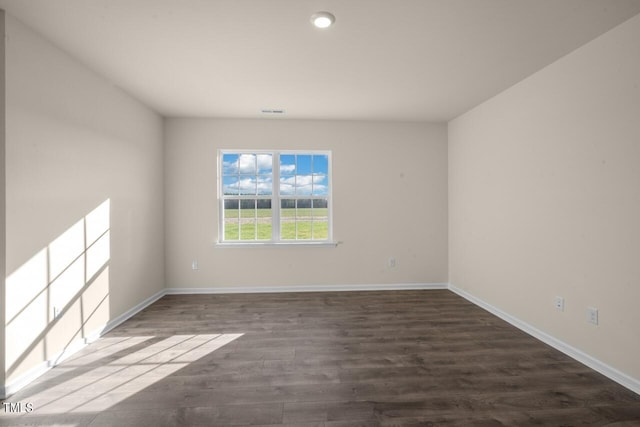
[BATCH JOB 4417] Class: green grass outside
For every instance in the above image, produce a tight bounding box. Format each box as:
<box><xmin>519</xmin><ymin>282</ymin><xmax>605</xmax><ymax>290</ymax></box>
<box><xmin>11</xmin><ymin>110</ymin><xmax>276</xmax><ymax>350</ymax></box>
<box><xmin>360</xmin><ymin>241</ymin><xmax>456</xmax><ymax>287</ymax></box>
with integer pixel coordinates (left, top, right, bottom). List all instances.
<box><xmin>224</xmin><ymin>219</ymin><xmax>328</xmax><ymax>240</ymax></box>
<box><xmin>224</xmin><ymin>208</ymin><xmax>273</xmax><ymax>219</ymax></box>
<box><xmin>224</xmin><ymin>222</ymin><xmax>272</xmax><ymax>240</ymax></box>
<box><xmin>280</xmin><ymin>208</ymin><xmax>328</xmax><ymax>218</ymax></box>
<box><xmin>224</xmin><ymin>207</ymin><xmax>329</xmax><ymax>241</ymax></box>
<box><xmin>281</xmin><ymin>221</ymin><xmax>328</xmax><ymax>240</ymax></box>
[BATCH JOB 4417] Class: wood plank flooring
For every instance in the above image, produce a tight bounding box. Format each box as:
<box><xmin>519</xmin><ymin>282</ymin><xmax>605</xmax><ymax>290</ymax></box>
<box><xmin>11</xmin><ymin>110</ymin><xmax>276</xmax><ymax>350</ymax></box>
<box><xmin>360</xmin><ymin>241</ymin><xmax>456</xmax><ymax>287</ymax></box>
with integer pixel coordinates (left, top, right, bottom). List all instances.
<box><xmin>1</xmin><ymin>290</ymin><xmax>639</xmax><ymax>426</ymax></box>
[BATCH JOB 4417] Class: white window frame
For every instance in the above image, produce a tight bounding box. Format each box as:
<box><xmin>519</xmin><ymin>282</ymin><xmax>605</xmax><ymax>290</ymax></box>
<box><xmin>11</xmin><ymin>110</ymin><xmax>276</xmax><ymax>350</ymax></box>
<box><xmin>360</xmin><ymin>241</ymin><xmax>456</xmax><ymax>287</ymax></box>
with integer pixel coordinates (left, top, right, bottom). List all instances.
<box><xmin>217</xmin><ymin>149</ymin><xmax>335</xmax><ymax>246</ymax></box>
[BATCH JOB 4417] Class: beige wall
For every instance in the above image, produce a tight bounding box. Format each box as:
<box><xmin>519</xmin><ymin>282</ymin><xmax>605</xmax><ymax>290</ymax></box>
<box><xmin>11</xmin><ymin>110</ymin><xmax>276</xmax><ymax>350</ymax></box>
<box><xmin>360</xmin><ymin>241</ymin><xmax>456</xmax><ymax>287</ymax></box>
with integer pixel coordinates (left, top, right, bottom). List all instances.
<box><xmin>4</xmin><ymin>15</ymin><xmax>165</xmax><ymax>384</ymax></box>
<box><xmin>449</xmin><ymin>13</ymin><xmax>640</xmax><ymax>380</ymax></box>
<box><xmin>165</xmin><ymin>118</ymin><xmax>447</xmax><ymax>288</ymax></box>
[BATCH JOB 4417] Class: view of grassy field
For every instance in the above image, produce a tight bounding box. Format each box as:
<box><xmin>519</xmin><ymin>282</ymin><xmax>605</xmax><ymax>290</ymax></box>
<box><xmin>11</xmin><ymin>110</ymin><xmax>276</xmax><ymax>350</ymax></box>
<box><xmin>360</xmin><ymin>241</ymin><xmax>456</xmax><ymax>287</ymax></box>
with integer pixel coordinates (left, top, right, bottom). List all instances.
<box><xmin>224</xmin><ymin>222</ymin><xmax>273</xmax><ymax>240</ymax></box>
<box><xmin>224</xmin><ymin>208</ymin><xmax>328</xmax><ymax>240</ymax></box>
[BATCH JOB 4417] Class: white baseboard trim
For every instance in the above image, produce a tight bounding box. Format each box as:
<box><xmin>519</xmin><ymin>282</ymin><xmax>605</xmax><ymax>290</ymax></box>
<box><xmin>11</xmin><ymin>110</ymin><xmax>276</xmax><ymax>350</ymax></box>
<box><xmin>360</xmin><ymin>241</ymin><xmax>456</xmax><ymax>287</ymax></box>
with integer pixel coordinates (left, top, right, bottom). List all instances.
<box><xmin>448</xmin><ymin>284</ymin><xmax>640</xmax><ymax>396</ymax></box>
<box><xmin>101</xmin><ymin>289</ymin><xmax>166</xmax><ymax>335</ymax></box>
<box><xmin>1</xmin><ymin>289</ymin><xmax>166</xmax><ymax>399</ymax></box>
<box><xmin>3</xmin><ymin>336</ymin><xmax>102</xmax><ymax>399</ymax></box>
<box><xmin>165</xmin><ymin>282</ymin><xmax>448</xmax><ymax>295</ymax></box>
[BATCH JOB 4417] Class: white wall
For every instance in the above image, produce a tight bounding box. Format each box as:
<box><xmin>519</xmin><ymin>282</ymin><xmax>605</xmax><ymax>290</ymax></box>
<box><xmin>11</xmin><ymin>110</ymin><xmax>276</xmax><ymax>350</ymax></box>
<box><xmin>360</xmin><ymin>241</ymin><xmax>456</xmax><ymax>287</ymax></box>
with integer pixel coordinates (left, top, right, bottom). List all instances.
<box><xmin>449</xmin><ymin>13</ymin><xmax>640</xmax><ymax>382</ymax></box>
<box><xmin>165</xmin><ymin>118</ymin><xmax>448</xmax><ymax>289</ymax></box>
<box><xmin>4</xmin><ymin>14</ymin><xmax>165</xmax><ymax>385</ymax></box>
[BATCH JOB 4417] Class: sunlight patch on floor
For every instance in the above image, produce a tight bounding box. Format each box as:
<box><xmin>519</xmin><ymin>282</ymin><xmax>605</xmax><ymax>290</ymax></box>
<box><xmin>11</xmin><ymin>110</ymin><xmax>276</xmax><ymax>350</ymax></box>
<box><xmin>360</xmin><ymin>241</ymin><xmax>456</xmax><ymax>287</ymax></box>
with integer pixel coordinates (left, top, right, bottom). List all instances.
<box><xmin>7</xmin><ymin>333</ymin><xmax>243</xmax><ymax>415</ymax></box>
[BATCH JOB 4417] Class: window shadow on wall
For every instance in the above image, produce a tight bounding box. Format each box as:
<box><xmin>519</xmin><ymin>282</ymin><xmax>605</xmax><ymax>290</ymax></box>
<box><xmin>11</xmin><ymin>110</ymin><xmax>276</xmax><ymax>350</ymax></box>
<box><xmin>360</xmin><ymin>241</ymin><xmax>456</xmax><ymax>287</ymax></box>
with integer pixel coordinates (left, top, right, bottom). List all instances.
<box><xmin>5</xmin><ymin>199</ymin><xmax>112</xmax><ymax>382</ymax></box>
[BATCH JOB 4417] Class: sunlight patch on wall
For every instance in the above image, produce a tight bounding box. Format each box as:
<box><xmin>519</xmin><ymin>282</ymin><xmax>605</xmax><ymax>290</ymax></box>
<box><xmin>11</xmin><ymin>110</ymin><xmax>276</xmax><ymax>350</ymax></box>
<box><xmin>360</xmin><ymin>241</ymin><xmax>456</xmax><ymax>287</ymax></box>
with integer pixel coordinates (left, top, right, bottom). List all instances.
<box><xmin>5</xmin><ymin>200</ymin><xmax>112</xmax><ymax>381</ymax></box>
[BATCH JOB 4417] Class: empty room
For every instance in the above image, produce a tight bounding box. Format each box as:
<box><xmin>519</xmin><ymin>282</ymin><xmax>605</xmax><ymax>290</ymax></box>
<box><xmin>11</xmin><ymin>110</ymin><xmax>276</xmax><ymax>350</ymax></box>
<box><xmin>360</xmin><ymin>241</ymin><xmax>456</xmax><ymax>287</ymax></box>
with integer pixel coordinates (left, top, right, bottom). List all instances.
<box><xmin>0</xmin><ymin>0</ymin><xmax>639</xmax><ymax>425</ymax></box>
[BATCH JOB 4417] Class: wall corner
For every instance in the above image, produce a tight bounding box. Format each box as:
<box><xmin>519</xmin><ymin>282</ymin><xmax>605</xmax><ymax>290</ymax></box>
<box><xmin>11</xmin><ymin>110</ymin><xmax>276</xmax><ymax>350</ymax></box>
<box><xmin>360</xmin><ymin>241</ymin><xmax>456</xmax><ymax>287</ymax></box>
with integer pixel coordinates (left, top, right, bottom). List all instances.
<box><xmin>0</xmin><ymin>8</ymin><xmax>8</xmax><ymax>398</ymax></box>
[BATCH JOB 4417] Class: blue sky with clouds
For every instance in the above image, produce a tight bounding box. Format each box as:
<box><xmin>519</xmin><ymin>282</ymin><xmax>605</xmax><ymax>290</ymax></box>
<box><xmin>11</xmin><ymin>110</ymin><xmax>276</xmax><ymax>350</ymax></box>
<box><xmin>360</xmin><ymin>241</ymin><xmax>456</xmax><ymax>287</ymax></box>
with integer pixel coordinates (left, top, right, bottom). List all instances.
<box><xmin>222</xmin><ymin>153</ymin><xmax>329</xmax><ymax>196</ymax></box>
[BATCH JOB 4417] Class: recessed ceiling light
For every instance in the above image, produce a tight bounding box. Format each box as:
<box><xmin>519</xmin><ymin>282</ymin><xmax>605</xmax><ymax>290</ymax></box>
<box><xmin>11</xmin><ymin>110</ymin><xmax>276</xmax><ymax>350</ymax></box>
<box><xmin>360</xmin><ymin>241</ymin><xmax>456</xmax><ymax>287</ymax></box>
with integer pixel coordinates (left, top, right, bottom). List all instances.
<box><xmin>311</xmin><ymin>11</ymin><xmax>335</xmax><ymax>29</ymax></box>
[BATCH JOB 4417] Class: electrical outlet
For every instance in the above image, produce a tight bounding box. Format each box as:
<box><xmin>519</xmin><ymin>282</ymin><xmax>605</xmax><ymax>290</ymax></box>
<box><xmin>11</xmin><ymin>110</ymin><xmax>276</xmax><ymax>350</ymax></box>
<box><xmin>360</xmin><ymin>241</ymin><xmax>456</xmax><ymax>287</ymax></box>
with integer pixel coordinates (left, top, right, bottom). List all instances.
<box><xmin>388</xmin><ymin>258</ymin><xmax>397</xmax><ymax>268</ymax></box>
<box><xmin>587</xmin><ymin>307</ymin><xmax>598</xmax><ymax>325</ymax></box>
<box><xmin>192</xmin><ymin>260</ymin><xmax>199</xmax><ymax>270</ymax></box>
<box><xmin>553</xmin><ymin>296</ymin><xmax>564</xmax><ymax>312</ymax></box>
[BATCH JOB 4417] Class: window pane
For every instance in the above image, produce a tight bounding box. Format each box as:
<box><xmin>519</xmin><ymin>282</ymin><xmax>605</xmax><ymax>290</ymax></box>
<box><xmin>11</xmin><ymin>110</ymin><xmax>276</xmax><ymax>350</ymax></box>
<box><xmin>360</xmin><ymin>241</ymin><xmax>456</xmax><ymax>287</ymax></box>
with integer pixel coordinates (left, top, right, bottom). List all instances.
<box><xmin>295</xmin><ymin>175</ymin><xmax>313</xmax><ymax>195</ymax></box>
<box><xmin>224</xmin><ymin>199</ymin><xmax>239</xmax><ymax>240</ymax></box>
<box><xmin>238</xmin><ymin>154</ymin><xmax>256</xmax><ymax>174</ymax></box>
<box><xmin>296</xmin><ymin>221</ymin><xmax>312</xmax><ymax>240</ymax></box>
<box><xmin>297</xmin><ymin>155</ymin><xmax>312</xmax><ymax>174</ymax></box>
<box><xmin>281</xmin><ymin>222</ymin><xmax>295</xmax><ymax>239</ymax></box>
<box><xmin>280</xmin><ymin>199</ymin><xmax>295</xmax><ymax>239</ymax></box>
<box><xmin>297</xmin><ymin>198</ymin><xmax>312</xmax><ymax>210</ymax></box>
<box><xmin>296</xmin><ymin>199</ymin><xmax>312</xmax><ymax>240</ymax></box>
<box><xmin>313</xmin><ymin>155</ymin><xmax>328</xmax><ymax>174</ymax></box>
<box><xmin>280</xmin><ymin>176</ymin><xmax>295</xmax><ymax>195</ymax></box>
<box><xmin>222</xmin><ymin>176</ymin><xmax>239</xmax><ymax>195</ymax></box>
<box><xmin>257</xmin><ymin>199</ymin><xmax>271</xmax><ymax>210</ymax></box>
<box><xmin>240</xmin><ymin>220</ymin><xmax>256</xmax><ymax>240</ymax></box>
<box><xmin>240</xmin><ymin>199</ymin><xmax>256</xmax><ymax>212</ymax></box>
<box><xmin>256</xmin><ymin>199</ymin><xmax>272</xmax><ymax>240</ymax></box>
<box><xmin>312</xmin><ymin>221</ymin><xmax>328</xmax><ymax>240</ymax></box>
<box><xmin>312</xmin><ymin>199</ymin><xmax>329</xmax><ymax>240</ymax></box>
<box><xmin>257</xmin><ymin>222</ymin><xmax>272</xmax><ymax>240</ymax></box>
<box><xmin>238</xmin><ymin>176</ymin><xmax>257</xmax><ymax>195</ymax></box>
<box><xmin>222</xmin><ymin>154</ymin><xmax>239</xmax><ymax>175</ymax></box>
<box><xmin>257</xmin><ymin>154</ymin><xmax>272</xmax><ymax>174</ymax></box>
<box><xmin>225</xmin><ymin>223</ymin><xmax>239</xmax><ymax>240</ymax></box>
<box><xmin>312</xmin><ymin>175</ymin><xmax>328</xmax><ymax>196</ymax></box>
<box><xmin>312</xmin><ymin>198</ymin><xmax>328</xmax><ymax>211</ymax></box>
<box><xmin>225</xmin><ymin>199</ymin><xmax>239</xmax><ymax>210</ymax></box>
<box><xmin>239</xmin><ymin>199</ymin><xmax>256</xmax><ymax>240</ymax></box>
<box><xmin>281</xmin><ymin>199</ymin><xmax>295</xmax><ymax>210</ymax></box>
<box><xmin>257</xmin><ymin>175</ymin><xmax>273</xmax><ymax>195</ymax></box>
<box><xmin>280</xmin><ymin>155</ymin><xmax>295</xmax><ymax>175</ymax></box>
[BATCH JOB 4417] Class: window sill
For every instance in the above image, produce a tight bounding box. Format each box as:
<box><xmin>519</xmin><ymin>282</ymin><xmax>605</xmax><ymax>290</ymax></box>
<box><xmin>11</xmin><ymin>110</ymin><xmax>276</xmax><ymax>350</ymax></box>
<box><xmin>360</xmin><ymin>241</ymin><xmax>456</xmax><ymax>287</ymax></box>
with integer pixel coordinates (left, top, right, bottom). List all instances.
<box><xmin>215</xmin><ymin>241</ymin><xmax>341</xmax><ymax>248</ymax></box>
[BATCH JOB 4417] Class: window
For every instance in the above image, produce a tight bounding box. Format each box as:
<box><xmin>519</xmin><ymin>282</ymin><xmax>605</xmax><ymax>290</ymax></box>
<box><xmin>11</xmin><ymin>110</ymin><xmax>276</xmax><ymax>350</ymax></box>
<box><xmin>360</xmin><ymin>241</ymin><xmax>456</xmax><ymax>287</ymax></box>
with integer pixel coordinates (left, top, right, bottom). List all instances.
<box><xmin>219</xmin><ymin>150</ymin><xmax>332</xmax><ymax>244</ymax></box>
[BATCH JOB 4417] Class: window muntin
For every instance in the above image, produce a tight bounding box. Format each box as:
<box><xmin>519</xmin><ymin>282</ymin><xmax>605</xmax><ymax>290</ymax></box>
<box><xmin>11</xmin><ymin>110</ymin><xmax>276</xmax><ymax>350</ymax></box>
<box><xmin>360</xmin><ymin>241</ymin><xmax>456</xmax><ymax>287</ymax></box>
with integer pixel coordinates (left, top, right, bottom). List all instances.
<box><xmin>220</xmin><ymin>151</ymin><xmax>331</xmax><ymax>243</ymax></box>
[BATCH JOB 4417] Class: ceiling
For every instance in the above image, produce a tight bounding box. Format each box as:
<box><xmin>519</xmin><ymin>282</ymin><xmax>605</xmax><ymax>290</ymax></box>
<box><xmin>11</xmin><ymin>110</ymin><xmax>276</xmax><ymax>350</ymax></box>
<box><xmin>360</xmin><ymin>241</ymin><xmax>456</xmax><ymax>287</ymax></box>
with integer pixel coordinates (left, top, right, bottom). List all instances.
<box><xmin>1</xmin><ymin>0</ymin><xmax>640</xmax><ymax>122</ymax></box>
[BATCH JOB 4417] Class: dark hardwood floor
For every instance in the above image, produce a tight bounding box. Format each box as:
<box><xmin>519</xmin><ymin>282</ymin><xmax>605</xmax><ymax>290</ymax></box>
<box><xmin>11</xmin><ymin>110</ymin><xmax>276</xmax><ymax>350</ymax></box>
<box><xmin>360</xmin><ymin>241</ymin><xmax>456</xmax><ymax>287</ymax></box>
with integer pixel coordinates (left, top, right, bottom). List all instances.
<box><xmin>1</xmin><ymin>290</ymin><xmax>639</xmax><ymax>426</ymax></box>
